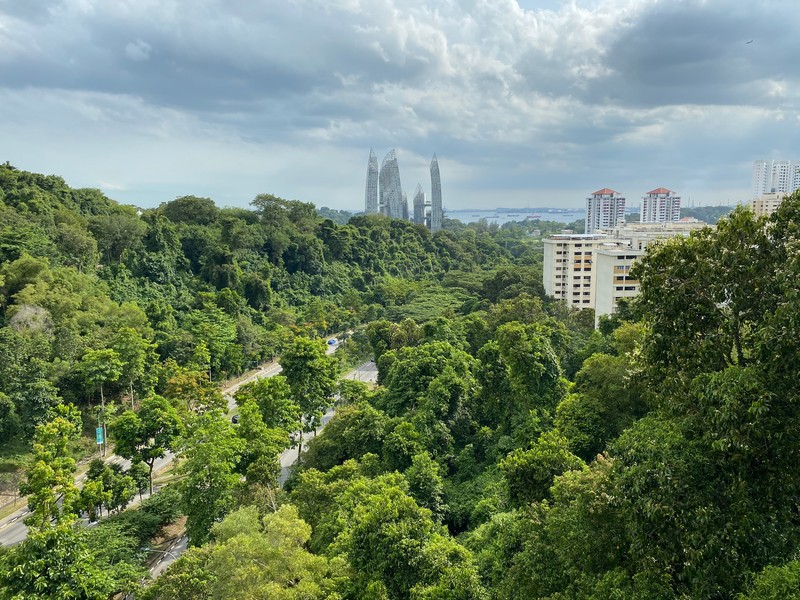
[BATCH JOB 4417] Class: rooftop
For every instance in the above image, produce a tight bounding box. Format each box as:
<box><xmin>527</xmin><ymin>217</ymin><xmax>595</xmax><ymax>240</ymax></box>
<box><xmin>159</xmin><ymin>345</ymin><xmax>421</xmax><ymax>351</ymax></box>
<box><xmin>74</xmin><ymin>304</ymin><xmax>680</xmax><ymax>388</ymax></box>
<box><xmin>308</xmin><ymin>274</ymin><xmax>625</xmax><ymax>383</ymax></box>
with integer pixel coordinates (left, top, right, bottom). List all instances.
<box><xmin>591</xmin><ymin>188</ymin><xmax>619</xmax><ymax>196</ymax></box>
<box><xmin>647</xmin><ymin>187</ymin><xmax>674</xmax><ymax>195</ymax></box>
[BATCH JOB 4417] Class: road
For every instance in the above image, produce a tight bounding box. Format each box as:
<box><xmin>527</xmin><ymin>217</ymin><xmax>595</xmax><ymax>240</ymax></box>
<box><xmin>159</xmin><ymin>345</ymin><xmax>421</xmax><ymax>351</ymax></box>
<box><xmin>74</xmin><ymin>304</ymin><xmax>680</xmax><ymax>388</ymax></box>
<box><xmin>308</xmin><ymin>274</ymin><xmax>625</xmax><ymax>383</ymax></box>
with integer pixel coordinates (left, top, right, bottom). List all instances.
<box><xmin>0</xmin><ymin>344</ymin><xmax>341</xmax><ymax>547</ymax></box>
<box><xmin>147</xmin><ymin>357</ymin><xmax>378</xmax><ymax>575</ymax></box>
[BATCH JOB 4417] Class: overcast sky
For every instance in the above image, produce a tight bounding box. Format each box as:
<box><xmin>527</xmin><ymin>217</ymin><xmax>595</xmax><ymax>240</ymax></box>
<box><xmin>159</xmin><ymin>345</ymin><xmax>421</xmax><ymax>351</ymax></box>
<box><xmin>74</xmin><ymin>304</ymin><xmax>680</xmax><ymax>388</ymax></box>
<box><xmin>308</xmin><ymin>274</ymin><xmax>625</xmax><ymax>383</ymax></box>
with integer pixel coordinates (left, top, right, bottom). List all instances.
<box><xmin>1</xmin><ymin>0</ymin><xmax>798</xmax><ymax>211</ymax></box>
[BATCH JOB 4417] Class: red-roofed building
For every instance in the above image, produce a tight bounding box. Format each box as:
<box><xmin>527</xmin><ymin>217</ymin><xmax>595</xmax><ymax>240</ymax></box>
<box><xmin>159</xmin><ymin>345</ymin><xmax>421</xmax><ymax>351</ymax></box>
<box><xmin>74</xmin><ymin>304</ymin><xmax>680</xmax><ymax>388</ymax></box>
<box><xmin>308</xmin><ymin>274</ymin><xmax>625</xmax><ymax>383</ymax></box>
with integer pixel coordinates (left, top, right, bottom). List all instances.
<box><xmin>641</xmin><ymin>187</ymin><xmax>681</xmax><ymax>223</ymax></box>
<box><xmin>586</xmin><ymin>188</ymin><xmax>625</xmax><ymax>233</ymax></box>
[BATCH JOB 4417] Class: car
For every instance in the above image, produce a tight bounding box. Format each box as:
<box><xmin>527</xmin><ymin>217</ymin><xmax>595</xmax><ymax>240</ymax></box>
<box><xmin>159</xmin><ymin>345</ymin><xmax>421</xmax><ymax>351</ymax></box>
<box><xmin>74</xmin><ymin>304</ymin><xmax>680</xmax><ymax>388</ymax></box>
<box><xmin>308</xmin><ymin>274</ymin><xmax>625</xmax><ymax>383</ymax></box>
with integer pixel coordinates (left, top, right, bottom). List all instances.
<box><xmin>231</xmin><ymin>414</ymin><xmax>239</xmax><ymax>424</ymax></box>
<box><xmin>327</xmin><ymin>338</ymin><xmax>338</xmax><ymax>345</ymax></box>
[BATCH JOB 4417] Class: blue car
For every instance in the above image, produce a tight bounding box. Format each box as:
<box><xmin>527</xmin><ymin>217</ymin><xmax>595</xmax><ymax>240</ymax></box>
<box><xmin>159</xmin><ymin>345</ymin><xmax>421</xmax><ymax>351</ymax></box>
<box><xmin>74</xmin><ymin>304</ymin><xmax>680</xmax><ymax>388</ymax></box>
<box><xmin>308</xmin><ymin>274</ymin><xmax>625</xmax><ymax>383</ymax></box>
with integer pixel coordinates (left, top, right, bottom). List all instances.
<box><xmin>327</xmin><ymin>338</ymin><xmax>338</xmax><ymax>345</ymax></box>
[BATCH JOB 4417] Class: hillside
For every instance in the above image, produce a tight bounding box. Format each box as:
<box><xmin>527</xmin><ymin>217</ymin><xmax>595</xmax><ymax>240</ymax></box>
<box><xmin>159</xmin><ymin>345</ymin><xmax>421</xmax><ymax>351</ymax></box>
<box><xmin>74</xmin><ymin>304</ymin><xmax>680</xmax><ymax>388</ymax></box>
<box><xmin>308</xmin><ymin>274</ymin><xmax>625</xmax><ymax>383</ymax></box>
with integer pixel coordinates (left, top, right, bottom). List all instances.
<box><xmin>3</xmin><ymin>165</ymin><xmax>800</xmax><ymax>600</ymax></box>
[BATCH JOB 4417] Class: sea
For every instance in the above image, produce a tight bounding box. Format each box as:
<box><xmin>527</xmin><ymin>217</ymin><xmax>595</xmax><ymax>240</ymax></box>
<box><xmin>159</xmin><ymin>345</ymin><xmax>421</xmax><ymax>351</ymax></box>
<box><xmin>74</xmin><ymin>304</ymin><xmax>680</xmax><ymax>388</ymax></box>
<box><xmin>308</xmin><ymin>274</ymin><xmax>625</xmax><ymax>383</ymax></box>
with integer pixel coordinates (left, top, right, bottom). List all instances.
<box><xmin>446</xmin><ymin>209</ymin><xmax>585</xmax><ymax>226</ymax></box>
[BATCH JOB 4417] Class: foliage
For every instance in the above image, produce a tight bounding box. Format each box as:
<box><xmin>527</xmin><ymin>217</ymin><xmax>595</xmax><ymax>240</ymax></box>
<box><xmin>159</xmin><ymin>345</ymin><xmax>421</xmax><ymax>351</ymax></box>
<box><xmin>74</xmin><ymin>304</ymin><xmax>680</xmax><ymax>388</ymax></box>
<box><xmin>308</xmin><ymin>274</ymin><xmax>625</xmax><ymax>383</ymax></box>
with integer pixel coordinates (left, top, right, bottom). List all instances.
<box><xmin>179</xmin><ymin>411</ymin><xmax>245</xmax><ymax>546</ymax></box>
<box><xmin>109</xmin><ymin>394</ymin><xmax>183</xmax><ymax>494</ymax></box>
<box><xmin>144</xmin><ymin>504</ymin><xmax>346</xmax><ymax>600</ymax></box>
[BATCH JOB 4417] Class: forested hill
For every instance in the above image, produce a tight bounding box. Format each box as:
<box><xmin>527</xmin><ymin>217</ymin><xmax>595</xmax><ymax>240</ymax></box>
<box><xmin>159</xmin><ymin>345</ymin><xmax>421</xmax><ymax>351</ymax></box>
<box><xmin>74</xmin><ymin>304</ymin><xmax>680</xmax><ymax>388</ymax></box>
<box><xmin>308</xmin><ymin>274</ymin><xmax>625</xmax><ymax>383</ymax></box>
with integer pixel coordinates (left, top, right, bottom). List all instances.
<box><xmin>0</xmin><ymin>162</ymin><xmax>543</xmax><ymax>443</ymax></box>
<box><xmin>4</xmin><ymin>162</ymin><xmax>800</xmax><ymax>600</ymax></box>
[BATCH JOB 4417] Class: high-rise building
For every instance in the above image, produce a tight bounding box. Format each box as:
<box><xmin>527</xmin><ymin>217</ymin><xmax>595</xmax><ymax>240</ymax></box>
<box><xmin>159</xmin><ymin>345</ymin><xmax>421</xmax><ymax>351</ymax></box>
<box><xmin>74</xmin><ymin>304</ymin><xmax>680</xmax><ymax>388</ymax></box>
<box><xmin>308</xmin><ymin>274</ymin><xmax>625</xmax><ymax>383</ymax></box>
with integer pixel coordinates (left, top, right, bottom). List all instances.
<box><xmin>585</xmin><ymin>188</ymin><xmax>625</xmax><ymax>234</ymax></box>
<box><xmin>543</xmin><ymin>221</ymin><xmax>708</xmax><ymax>326</ymax></box>
<box><xmin>379</xmin><ymin>149</ymin><xmax>404</xmax><ymax>219</ymax></box>
<box><xmin>430</xmin><ymin>154</ymin><xmax>442</xmax><ymax>233</ymax></box>
<box><xmin>751</xmin><ymin>192</ymin><xmax>787</xmax><ymax>218</ymax></box>
<box><xmin>401</xmin><ymin>191</ymin><xmax>409</xmax><ymax>221</ymax></box>
<box><xmin>543</xmin><ymin>234</ymin><xmax>615</xmax><ymax>309</ymax></box>
<box><xmin>752</xmin><ymin>160</ymin><xmax>800</xmax><ymax>197</ymax></box>
<box><xmin>594</xmin><ymin>247</ymin><xmax>643</xmax><ymax>326</ymax></box>
<box><xmin>413</xmin><ymin>184</ymin><xmax>427</xmax><ymax>225</ymax></box>
<box><xmin>753</xmin><ymin>160</ymin><xmax>771</xmax><ymax>197</ymax></box>
<box><xmin>640</xmin><ymin>187</ymin><xmax>680</xmax><ymax>223</ymax></box>
<box><xmin>364</xmin><ymin>149</ymin><xmax>379</xmax><ymax>214</ymax></box>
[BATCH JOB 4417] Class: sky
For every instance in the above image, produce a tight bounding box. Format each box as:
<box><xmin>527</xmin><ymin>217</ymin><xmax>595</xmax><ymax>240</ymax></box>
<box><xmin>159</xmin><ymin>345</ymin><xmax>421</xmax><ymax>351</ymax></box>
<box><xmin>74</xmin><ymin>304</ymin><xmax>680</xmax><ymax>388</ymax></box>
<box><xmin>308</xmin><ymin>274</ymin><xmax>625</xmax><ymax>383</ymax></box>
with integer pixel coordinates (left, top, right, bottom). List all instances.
<box><xmin>1</xmin><ymin>0</ymin><xmax>798</xmax><ymax>211</ymax></box>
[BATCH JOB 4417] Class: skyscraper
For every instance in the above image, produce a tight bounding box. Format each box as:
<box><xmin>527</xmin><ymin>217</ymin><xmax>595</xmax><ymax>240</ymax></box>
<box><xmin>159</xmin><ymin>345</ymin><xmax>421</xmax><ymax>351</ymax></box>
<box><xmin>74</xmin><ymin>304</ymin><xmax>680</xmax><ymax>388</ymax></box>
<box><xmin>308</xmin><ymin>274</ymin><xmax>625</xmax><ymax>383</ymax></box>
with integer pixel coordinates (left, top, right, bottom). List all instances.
<box><xmin>585</xmin><ymin>188</ymin><xmax>625</xmax><ymax>234</ymax></box>
<box><xmin>379</xmin><ymin>149</ymin><xmax>404</xmax><ymax>219</ymax></box>
<box><xmin>640</xmin><ymin>187</ymin><xmax>680</xmax><ymax>223</ymax></box>
<box><xmin>430</xmin><ymin>154</ymin><xmax>442</xmax><ymax>232</ymax></box>
<box><xmin>401</xmin><ymin>191</ymin><xmax>409</xmax><ymax>221</ymax></box>
<box><xmin>752</xmin><ymin>160</ymin><xmax>800</xmax><ymax>197</ymax></box>
<box><xmin>413</xmin><ymin>184</ymin><xmax>427</xmax><ymax>225</ymax></box>
<box><xmin>365</xmin><ymin>149</ymin><xmax>379</xmax><ymax>214</ymax></box>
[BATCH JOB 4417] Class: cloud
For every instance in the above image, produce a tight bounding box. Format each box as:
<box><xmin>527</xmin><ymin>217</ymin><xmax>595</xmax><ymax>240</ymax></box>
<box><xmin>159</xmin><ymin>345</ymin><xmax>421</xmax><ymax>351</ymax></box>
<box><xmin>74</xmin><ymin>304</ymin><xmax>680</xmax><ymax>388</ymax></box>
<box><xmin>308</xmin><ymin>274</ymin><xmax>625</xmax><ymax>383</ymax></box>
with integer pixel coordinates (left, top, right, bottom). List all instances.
<box><xmin>0</xmin><ymin>0</ymin><xmax>797</xmax><ymax>210</ymax></box>
<box><xmin>124</xmin><ymin>39</ymin><xmax>151</xmax><ymax>62</ymax></box>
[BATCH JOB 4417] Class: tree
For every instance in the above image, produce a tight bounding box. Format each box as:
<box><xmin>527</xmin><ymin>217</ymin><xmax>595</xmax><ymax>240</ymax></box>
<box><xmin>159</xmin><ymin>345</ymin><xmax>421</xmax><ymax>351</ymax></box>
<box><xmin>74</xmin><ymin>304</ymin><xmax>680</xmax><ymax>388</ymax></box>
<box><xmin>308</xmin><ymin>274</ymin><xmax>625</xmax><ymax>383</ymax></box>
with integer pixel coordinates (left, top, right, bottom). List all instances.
<box><xmin>280</xmin><ymin>337</ymin><xmax>337</xmax><ymax>456</ymax></box>
<box><xmin>109</xmin><ymin>395</ymin><xmax>183</xmax><ymax>494</ymax></box>
<box><xmin>111</xmin><ymin>327</ymin><xmax>157</xmax><ymax>409</ymax></box>
<box><xmin>164</xmin><ymin>365</ymin><xmax>226</xmax><ymax>414</ymax></box>
<box><xmin>0</xmin><ymin>392</ymin><xmax>19</xmax><ymax>440</ymax></box>
<box><xmin>0</xmin><ymin>523</ymin><xmax>119</xmax><ymax>600</ymax></box>
<box><xmin>234</xmin><ymin>400</ymin><xmax>285</xmax><ymax>487</ymax></box>
<box><xmin>180</xmin><ymin>411</ymin><xmax>244</xmax><ymax>546</ymax></box>
<box><xmin>19</xmin><ymin>405</ymin><xmax>82</xmax><ymax>529</ymax></box>
<box><xmin>500</xmin><ymin>430</ymin><xmax>584</xmax><ymax>507</ymax></box>
<box><xmin>143</xmin><ymin>504</ymin><xmax>345</xmax><ymax>600</ymax></box>
<box><xmin>77</xmin><ymin>348</ymin><xmax>123</xmax><ymax>454</ymax></box>
<box><xmin>159</xmin><ymin>195</ymin><xmax>219</xmax><ymax>226</ymax></box>
<box><xmin>338</xmin><ymin>486</ymin><xmax>486</xmax><ymax>599</ymax></box>
<box><xmin>234</xmin><ymin>375</ymin><xmax>299</xmax><ymax>433</ymax></box>
<box><xmin>405</xmin><ymin>452</ymin><xmax>446</xmax><ymax>521</ymax></box>
<box><xmin>741</xmin><ymin>561</ymin><xmax>800</xmax><ymax>600</ymax></box>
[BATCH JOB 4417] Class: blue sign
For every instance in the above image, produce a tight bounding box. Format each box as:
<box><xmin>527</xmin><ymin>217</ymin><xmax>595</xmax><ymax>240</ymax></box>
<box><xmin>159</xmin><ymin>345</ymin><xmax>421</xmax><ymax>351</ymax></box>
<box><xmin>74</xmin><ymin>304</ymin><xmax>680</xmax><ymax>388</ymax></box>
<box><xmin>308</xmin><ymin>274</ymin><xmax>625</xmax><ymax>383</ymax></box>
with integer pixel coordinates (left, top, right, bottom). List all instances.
<box><xmin>96</xmin><ymin>427</ymin><xmax>104</xmax><ymax>445</ymax></box>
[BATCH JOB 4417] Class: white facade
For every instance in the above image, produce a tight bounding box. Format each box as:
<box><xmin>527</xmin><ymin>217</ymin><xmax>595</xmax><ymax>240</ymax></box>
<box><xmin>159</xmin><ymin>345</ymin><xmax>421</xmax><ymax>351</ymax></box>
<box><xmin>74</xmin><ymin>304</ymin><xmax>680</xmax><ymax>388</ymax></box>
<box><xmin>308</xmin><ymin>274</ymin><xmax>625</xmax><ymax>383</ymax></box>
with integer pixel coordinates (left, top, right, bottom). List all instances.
<box><xmin>752</xmin><ymin>160</ymin><xmax>800</xmax><ymax>197</ymax></box>
<box><xmin>585</xmin><ymin>188</ymin><xmax>626</xmax><ymax>234</ymax></box>
<box><xmin>600</xmin><ymin>221</ymin><xmax>707</xmax><ymax>251</ymax></box>
<box><xmin>430</xmin><ymin>154</ymin><xmax>443</xmax><ymax>233</ymax></box>
<box><xmin>640</xmin><ymin>187</ymin><xmax>680</xmax><ymax>223</ymax></box>
<box><xmin>750</xmin><ymin>192</ymin><xmax>787</xmax><ymax>218</ymax></box>
<box><xmin>544</xmin><ymin>220</ymin><xmax>710</xmax><ymax>326</ymax></box>
<box><xmin>543</xmin><ymin>234</ymin><xmax>619</xmax><ymax>309</ymax></box>
<box><xmin>594</xmin><ymin>248</ymin><xmax>643</xmax><ymax>327</ymax></box>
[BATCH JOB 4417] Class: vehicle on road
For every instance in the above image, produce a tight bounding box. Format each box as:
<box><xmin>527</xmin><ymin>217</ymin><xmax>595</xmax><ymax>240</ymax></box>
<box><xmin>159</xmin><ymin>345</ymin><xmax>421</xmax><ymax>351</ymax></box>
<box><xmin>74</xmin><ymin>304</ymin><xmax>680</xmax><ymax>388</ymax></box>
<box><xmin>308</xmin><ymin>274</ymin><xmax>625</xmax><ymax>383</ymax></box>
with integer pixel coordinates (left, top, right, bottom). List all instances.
<box><xmin>327</xmin><ymin>338</ymin><xmax>337</xmax><ymax>345</ymax></box>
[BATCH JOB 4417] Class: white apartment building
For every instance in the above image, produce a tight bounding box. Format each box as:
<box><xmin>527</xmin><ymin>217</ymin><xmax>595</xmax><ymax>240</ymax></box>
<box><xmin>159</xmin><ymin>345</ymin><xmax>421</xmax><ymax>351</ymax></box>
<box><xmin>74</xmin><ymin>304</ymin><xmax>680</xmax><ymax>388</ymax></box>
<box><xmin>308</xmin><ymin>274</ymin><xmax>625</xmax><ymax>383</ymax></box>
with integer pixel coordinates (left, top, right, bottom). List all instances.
<box><xmin>752</xmin><ymin>160</ymin><xmax>800</xmax><ymax>197</ymax></box>
<box><xmin>585</xmin><ymin>188</ymin><xmax>626</xmax><ymax>234</ymax></box>
<box><xmin>640</xmin><ymin>187</ymin><xmax>681</xmax><ymax>223</ymax></box>
<box><xmin>594</xmin><ymin>248</ymin><xmax>643</xmax><ymax>327</ymax></box>
<box><xmin>600</xmin><ymin>220</ymin><xmax>707</xmax><ymax>251</ymax></box>
<box><xmin>750</xmin><ymin>192</ymin><xmax>787</xmax><ymax>218</ymax></box>
<box><xmin>544</xmin><ymin>220</ymin><xmax>710</xmax><ymax>326</ymax></box>
<box><xmin>543</xmin><ymin>234</ymin><xmax>617</xmax><ymax>309</ymax></box>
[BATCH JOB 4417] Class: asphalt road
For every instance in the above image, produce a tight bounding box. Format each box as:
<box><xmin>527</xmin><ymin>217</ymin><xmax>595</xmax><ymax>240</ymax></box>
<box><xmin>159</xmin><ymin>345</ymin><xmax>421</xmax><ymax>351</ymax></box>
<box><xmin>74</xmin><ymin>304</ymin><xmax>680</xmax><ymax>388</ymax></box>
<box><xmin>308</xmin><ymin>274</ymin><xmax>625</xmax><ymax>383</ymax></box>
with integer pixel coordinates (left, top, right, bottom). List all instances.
<box><xmin>140</xmin><ymin>356</ymin><xmax>377</xmax><ymax>582</ymax></box>
<box><xmin>0</xmin><ymin>354</ymin><xmax>291</xmax><ymax>547</ymax></box>
<box><xmin>0</xmin><ymin>343</ymin><xmax>368</xmax><ymax>548</ymax></box>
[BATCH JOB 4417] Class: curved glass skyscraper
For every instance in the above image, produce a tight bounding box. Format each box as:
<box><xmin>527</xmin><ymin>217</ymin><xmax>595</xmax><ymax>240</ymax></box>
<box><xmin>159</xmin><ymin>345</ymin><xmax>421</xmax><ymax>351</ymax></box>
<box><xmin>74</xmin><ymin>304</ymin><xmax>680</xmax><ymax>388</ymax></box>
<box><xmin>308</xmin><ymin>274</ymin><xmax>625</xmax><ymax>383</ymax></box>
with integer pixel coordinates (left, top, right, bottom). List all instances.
<box><xmin>379</xmin><ymin>149</ymin><xmax>404</xmax><ymax>219</ymax></box>
<box><xmin>430</xmin><ymin>154</ymin><xmax>442</xmax><ymax>232</ymax></box>
<box><xmin>365</xmin><ymin>148</ymin><xmax>379</xmax><ymax>214</ymax></box>
<box><xmin>413</xmin><ymin>184</ymin><xmax>426</xmax><ymax>225</ymax></box>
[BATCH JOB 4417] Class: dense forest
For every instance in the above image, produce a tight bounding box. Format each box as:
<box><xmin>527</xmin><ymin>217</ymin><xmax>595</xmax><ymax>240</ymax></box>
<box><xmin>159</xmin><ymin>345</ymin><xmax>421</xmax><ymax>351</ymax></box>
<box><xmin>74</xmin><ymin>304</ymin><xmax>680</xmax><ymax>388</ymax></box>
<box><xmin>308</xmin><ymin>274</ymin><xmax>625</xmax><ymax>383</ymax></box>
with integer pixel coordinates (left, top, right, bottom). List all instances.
<box><xmin>1</xmin><ymin>163</ymin><xmax>799</xmax><ymax>599</ymax></box>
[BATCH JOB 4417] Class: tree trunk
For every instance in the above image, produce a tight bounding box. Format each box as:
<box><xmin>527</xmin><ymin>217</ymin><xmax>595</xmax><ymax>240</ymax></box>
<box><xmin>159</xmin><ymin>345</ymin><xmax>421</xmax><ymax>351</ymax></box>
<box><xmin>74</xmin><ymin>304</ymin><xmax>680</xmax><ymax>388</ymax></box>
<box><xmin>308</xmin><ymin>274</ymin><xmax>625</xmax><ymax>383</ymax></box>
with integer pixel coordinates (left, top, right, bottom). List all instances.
<box><xmin>148</xmin><ymin>460</ymin><xmax>155</xmax><ymax>496</ymax></box>
<box><xmin>100</xmin><ymin>383</ymin><xmax>106</xmax><ymax>456</ymax></box>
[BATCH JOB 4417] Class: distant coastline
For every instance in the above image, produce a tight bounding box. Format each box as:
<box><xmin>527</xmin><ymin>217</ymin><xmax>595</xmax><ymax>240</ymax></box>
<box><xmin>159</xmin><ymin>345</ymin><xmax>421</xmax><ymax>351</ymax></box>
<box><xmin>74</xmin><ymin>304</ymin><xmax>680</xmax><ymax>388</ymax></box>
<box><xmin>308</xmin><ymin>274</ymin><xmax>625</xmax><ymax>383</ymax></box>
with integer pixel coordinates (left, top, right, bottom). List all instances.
<box><xmin>446</xmin><ymin>208</ymin><xmax>585</xmax><ymax>225</ymax></box>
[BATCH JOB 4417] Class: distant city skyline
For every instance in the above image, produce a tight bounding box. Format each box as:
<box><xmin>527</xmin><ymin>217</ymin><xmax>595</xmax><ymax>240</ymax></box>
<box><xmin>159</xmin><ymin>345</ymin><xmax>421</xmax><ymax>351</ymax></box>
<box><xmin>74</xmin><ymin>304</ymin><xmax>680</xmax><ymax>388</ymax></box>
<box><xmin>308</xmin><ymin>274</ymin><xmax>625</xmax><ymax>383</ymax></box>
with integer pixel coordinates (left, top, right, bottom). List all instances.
<box><xmin>0</xmin><ymin>1</ymin><xmax>792</xmax><ymax>211</ymax></box>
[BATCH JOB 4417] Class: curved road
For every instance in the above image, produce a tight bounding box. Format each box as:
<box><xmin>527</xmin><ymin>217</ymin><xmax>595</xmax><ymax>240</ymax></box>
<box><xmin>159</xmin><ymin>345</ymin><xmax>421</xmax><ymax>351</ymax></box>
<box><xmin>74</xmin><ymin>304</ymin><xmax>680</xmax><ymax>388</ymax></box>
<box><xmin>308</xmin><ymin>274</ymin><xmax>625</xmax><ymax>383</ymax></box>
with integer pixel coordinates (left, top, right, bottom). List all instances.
<box><xmin>0</xmin><ymin>343</ymin><xmax>351</xmax><ymax>547</ymax></box>
<box><xmin>0</xmin><ymin>351</ymin><xmax>376</xmax><ymax>553</ymax></box>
